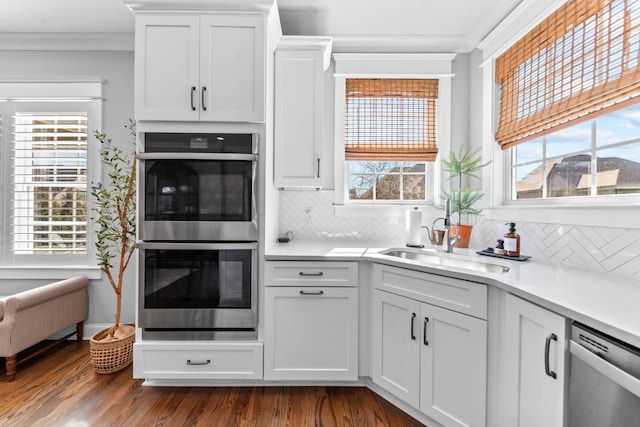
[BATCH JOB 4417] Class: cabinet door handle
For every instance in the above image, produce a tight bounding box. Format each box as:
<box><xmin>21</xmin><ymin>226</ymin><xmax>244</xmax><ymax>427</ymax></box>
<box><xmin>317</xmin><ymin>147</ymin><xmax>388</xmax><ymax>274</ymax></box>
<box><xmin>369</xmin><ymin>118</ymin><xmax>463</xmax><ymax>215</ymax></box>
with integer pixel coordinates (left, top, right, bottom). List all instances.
<box><xmin>299</xmin><ymin>290</ymin><xmax>324</xmax><ymax>296</ymax></box>
<box><xmin>544</xmin><ymin>333</ymin><xmax>558</xmax><ymax>379</ymax></box>
<box><xmin>186</xmin><ymin>359</ymin><xmax>210</xmax><ymax>366</ymax></box>
<box><xmin>202</xmin><ymin>86</ymin><xmax>207</xmax><ymax>111</ymax></box>
<box><xmin>317</xmin><ymin>158</ymin><xmax>321</xmax><ymax>178</ymax></box>
<box><xmin>423</xmin><ymin>317</ymin><xmax>429</xmax><ymax>346</ymax></box>
<box><xmin>299</xmin><ymin>272</ymin><xmax>323</xmax><ymax>277</ymax></box>
<box><xmin>190</xmin><ymin>86</ymin><xmax>196</xmax><ymax>111</ymax></box>
<box><xmin>411</xmin><ymin>313</ymin><xmax>416</xmax><ymax>340</ymax></box>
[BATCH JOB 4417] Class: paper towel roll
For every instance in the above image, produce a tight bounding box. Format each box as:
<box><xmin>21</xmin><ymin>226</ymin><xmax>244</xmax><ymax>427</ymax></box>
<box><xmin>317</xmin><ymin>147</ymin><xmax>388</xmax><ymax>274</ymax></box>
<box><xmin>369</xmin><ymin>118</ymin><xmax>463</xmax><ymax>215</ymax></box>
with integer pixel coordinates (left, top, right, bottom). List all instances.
<box><xmin>405</xmin><ymin>208</ymin><xmax>423</xmax><ymax>247</ymax></box>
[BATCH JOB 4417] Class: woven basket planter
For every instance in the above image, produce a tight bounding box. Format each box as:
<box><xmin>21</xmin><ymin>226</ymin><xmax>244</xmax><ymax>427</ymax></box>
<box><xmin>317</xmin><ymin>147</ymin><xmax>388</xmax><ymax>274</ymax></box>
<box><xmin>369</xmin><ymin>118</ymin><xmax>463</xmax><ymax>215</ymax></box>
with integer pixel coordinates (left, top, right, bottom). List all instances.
<box><xmin>90</xmin><ymin>325</ymin><xmax>135</xmax><ymax>374</ymax></box>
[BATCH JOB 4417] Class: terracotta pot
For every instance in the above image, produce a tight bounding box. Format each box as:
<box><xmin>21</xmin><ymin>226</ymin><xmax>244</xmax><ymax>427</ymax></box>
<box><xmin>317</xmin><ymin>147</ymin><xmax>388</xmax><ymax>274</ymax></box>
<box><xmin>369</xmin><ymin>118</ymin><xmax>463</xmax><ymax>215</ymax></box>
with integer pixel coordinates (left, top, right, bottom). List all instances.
<box><xmin>451</xmin><ymin>224</ymin><xmax>473</xmax><ymax>248</ymax></box>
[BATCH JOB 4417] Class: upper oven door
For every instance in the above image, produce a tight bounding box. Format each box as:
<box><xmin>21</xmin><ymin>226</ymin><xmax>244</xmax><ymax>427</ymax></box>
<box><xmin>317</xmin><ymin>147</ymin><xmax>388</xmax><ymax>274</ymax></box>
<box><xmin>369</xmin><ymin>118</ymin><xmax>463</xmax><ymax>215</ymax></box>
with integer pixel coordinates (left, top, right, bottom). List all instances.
<box><xmin>138</xmin><ymin>133</ymin><xmax>258</xmax><ymax>241</ymax></box>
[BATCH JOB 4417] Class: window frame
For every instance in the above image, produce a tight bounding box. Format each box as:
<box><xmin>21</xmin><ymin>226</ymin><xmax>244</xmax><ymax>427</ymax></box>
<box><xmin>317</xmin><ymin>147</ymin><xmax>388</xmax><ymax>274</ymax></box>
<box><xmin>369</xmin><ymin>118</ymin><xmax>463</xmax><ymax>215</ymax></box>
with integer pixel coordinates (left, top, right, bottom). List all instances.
<box><xmin>478</xmin><ymin>0</ymin><xmax>640</xmax><ymax>229</ymax></box>
<box><xmin>0</xmin><ymin>77</ymin><xmax>103</xmax><ymax>278</ymax></box>
<box><xmin>333</xmin><ymin>54</ymin><xmax>455</xmax><ymax>217</ymax></box>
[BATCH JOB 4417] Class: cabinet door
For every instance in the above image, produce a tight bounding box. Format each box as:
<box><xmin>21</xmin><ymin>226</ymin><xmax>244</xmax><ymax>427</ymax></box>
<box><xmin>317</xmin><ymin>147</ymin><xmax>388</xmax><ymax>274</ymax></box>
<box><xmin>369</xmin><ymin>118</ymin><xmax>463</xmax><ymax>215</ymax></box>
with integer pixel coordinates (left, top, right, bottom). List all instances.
<box><xmin>274</xmin><ymin>49</ymin><xmax>324</xmax><ymax>188</ymax></box>
<box><xmin>134</xmin><ymin>15</ymin><xmax>200</xmax><ymax>121</ymax></box>
<box><xmin>199</xmin><ymin>15</ymin><xmax>265</xmax><ymax>123</ymax></box>
<box><xmin>503</xmin><ymin>294</ymin><xmax>566</xmax><ymax>427</ymax></box>
<box><xmin>264</xmin><ymin>286</ymin><xmax>358</xmax><ymax>381</ymax></box>
<box><xmin>372</xmin><ymin>289</ymin><xmax>421</xmax><ymax>408</ymax></box>
<box><xmin>420</xmin><ymin>303</ymin><xmax>487</xmax><ymax>427</ymax></box>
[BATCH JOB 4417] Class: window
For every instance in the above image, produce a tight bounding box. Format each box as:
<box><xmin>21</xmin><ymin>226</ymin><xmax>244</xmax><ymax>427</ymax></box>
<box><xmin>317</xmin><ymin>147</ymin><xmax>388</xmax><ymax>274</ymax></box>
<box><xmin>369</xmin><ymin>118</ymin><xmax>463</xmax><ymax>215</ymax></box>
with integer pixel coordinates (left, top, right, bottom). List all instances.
<box><xmin>0</xmin><ymin>78</ymin><xmax>102</xmax><ymax>273</ymax></box>
<box><xmin>348</xmin><ymin>161</ymin><xmax>429</xmax><ymax>201</ymax></box>
<box><xmin>494</xmin><ymin>0</ymin><xmax>640</xmax><ymax>202</ymax></box>
<box><xmin>345</xmin><ymin>78</ymin><xmax>437</xmax><ymax>203</ymax></box>
<box><xmin>12</xmin><ymin>110</ymin><xmax>88</xmax><ymax>254</ymax></box>
<box><xmin>512</xmin><ymin>103</ymin><xmax>640</xmax><ymax>199</ymax></box>
<box><xmin>333</xmin><ymin>54</ymin><xmax>454</xmax><ymax>210</ymax></box>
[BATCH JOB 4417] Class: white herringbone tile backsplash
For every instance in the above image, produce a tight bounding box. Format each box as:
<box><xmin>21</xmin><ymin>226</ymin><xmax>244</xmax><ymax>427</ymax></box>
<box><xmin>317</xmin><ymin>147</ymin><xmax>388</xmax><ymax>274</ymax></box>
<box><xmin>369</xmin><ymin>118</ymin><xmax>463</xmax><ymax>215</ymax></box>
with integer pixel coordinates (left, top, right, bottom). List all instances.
<box><xmin>279</xmin><ymin>190</ymin><xmax>640</xmax><ymax>280</ymax></box>
<box><xmin>279</xmin><ymin>190</ymin><xmax>405</xmax><ymax>243</ymax></box>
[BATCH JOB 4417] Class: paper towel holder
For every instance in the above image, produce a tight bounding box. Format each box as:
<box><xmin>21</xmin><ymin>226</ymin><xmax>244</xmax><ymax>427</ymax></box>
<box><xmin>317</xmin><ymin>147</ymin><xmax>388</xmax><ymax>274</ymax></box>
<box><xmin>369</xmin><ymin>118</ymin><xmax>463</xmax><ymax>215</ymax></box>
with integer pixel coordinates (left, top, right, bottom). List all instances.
<box><xmin>406</xmin><ymin>207</ymin><xmax>425</xmax><ymax>248</ymax></box>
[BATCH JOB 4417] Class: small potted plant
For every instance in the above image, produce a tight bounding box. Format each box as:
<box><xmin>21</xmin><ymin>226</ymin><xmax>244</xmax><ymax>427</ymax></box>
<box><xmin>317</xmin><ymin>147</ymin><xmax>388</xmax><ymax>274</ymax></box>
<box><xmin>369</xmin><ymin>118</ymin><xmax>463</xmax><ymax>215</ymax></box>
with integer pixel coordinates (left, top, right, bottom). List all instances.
<box><xmin>441</xmin><ymin>147</ymin><xmax>491</xmax><ymax>248</ymax></box>
<box><xmin>89</xmin><ymin>119</ymin><xmax>137</xmax><ymax>374</ymax></box>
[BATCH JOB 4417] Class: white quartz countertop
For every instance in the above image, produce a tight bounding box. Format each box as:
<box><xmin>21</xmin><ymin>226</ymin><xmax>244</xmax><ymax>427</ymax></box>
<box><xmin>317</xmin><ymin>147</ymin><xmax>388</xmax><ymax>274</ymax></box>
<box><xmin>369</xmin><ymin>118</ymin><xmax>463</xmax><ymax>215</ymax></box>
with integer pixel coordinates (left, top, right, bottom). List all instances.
<box><xmin>266</xmin><ymin>240</ymin><xmax>640</xmax><ymax>349</ymax></box>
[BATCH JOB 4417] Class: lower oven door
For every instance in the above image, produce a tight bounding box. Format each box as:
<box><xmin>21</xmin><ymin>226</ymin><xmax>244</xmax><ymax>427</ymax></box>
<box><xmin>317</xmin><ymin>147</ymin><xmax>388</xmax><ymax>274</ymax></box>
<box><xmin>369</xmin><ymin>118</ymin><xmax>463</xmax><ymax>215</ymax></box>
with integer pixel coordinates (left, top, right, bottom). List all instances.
<box><xmin>137</xmin><ymin>242</ymin><xmax>257</xmax><ymax>340</ymax></box>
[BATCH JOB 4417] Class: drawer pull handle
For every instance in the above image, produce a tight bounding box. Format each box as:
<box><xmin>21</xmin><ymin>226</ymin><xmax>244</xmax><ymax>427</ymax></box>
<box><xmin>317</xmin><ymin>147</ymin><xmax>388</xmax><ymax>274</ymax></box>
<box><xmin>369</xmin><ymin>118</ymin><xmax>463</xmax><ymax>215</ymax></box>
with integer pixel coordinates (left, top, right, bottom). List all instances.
<box><xmin>544</xmin><ymin>333</ymin><xmax>558</xmax><ymax>379</ymax></box>
<box><xmin>300</xmin><ymin>290</ymin><xmax>324</xmax><ymax>296</ymax></box>
<box><xmin>411</xmin><ymin>313</ymin><xmax>416</xmax><ymax>340</ymax></box>
<box><xmin>299</xmin><ymin>272</ymin><xmax>323</xmax><ymax>277</ymax></box>
<box><xmin>423</xmin><ymin>317</ymin><xmax>429</xmax><ymax>346</ymax></box>
<box><xmin>186</xmin><ymin>359</ymin><xmax>211</xmax><ymax>366</ymax></box>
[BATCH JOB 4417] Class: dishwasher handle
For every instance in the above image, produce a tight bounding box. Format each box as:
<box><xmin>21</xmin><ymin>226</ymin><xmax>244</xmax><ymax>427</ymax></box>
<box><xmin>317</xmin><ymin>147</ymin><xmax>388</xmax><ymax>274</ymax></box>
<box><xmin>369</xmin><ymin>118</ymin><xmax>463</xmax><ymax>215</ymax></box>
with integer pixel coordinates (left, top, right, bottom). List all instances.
<box><xmin>570</xmin><ymin>340</ymin><xmax>640</xmax><ymax>399</ymax></box>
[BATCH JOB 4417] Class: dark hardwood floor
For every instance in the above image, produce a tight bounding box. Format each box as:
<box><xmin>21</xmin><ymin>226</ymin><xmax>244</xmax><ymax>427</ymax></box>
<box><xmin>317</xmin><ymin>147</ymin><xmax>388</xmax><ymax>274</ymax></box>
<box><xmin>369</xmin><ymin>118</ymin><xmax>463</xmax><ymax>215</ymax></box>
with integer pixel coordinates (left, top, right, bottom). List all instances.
<box><xmin>0</xmin><ymin>341</ymin><xmax>426</xmax><ymax>427</ymax></box>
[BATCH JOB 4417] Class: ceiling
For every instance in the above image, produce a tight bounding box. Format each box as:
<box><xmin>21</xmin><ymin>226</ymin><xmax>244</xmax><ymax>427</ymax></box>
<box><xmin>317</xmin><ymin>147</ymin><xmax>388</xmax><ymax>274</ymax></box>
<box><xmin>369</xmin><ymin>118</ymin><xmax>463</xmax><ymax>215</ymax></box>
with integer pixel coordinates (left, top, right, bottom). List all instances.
<box><xmin>0</xmin><ymin>0</ymin><xmax>523</xmax><ymax>52</ymax></box>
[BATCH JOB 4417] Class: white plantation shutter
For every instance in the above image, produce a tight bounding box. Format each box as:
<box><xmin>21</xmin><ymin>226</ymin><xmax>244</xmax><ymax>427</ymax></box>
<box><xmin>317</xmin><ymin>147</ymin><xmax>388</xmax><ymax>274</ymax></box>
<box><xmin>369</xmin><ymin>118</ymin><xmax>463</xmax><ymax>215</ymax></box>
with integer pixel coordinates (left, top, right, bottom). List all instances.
<box><xmin>12</xmin><ymin>111</ymin><xmax>89</xmax><ymax>254</ymax></box>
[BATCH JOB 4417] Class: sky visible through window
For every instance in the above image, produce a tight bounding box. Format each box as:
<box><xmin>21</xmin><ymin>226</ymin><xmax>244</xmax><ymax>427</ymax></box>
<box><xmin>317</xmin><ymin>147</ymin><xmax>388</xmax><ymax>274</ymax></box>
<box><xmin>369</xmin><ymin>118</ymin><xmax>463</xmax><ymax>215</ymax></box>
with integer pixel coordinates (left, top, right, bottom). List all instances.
<box><xmin>512</xmin><ymin>103</ymin><xmax>640</xmax><ymax>199</ymax></box>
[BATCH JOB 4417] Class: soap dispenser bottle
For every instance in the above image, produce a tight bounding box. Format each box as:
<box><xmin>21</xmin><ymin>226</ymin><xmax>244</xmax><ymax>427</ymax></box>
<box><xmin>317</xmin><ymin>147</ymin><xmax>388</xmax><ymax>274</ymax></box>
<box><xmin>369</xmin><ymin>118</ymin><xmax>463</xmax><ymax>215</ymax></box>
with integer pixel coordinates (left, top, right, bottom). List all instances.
<box><xmin>504</xmin><ymin>222</ymin><xmax>520</xmax><ymax>257</ymax></box>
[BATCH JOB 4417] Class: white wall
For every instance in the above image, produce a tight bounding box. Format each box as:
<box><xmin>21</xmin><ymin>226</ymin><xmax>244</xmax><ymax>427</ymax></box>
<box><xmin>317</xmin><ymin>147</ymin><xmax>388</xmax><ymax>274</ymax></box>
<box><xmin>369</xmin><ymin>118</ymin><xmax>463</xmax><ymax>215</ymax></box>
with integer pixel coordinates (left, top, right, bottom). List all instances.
<box><xmin>0</xmin><ymin>50</ymin><xmax>136</xmax><ymax>332</ymax></box>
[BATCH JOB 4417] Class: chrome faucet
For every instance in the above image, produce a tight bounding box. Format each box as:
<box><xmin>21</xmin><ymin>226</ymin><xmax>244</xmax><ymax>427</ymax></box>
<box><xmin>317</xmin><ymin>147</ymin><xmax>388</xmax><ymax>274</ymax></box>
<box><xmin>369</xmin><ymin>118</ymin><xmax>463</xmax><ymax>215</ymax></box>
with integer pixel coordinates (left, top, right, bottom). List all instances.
<box><xmin>442</xmin><ymin>199</ymin><xmax>461</xmax><ymax>253</ymax></box>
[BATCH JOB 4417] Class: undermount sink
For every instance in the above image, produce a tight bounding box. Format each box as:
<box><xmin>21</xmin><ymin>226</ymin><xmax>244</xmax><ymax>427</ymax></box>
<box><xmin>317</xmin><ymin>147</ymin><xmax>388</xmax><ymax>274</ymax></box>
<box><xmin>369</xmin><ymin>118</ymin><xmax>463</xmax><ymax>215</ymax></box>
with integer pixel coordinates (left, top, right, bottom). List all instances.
<box><xmin>380</xmin><ymin>248</ymin><xmax>510</xmax><ymax>274</ymax></box>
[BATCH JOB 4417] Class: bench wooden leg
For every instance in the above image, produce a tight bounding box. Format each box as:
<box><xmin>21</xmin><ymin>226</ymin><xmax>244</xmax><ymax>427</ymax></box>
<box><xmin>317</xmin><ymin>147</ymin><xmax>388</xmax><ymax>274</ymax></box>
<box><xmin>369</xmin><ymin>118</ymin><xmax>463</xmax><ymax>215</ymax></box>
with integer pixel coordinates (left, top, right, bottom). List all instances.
<box><xmin>6</xmin><ymin>355</ymin><xmax>17</xmax><ymax>382</ymax></box>
<box><xmin>76</xmin><ymin>322</ymin><xmax>84</xmax><ymax>342</ymax></box>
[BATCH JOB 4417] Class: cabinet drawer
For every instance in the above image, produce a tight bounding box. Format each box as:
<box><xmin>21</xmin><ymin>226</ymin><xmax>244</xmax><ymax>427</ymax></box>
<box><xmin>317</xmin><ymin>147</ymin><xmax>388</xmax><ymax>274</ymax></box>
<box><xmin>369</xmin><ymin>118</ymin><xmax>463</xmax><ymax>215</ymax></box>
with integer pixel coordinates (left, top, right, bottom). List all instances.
<box><xmin>133</xmin><ymin>342</ymin><xmax>263</xmax><ymax>380</ymax></box>
<box><xmin>373</xmin><ymin>263</ymin><xmax>487</xmax><ymax>319</ymax></box>
<box><xmin>265</xmin><ymin>261</ymin><xmax>358</xmax><ymax>287</ymax></box>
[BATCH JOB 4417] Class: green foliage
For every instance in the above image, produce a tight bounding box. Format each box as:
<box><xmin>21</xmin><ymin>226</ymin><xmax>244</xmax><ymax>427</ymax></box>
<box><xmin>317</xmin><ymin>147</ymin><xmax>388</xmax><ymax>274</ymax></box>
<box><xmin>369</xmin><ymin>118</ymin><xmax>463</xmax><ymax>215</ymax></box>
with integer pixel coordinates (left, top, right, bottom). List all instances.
<box><xmin>441</xmin><ymin>147</ymin><xmax>491</xmax><ymax>224</ymax></box>
<box><xmin>91</xmin><ymin>119</ymin><xmax>136</xmax><ymax>334</ymax></box>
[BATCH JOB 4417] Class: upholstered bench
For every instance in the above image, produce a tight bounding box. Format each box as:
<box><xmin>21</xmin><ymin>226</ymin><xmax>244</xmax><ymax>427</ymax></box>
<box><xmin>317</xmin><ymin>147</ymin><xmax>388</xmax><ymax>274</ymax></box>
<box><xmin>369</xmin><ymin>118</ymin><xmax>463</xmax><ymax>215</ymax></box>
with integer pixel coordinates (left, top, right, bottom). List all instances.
<box><xmin>0</xmin><ymin>276</ymin><xmax>89</xmax><ymax>381</ymax></box>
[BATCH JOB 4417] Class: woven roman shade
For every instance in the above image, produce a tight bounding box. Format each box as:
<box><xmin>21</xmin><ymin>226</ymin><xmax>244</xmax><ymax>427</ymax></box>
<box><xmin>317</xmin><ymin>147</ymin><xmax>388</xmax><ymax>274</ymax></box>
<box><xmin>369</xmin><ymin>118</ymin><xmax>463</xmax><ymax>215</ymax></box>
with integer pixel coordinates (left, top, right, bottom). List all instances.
<box><xmin>495</xmin><ymin>0</ymin><xmax>640</xmax><ymax>149</ymax></box>
<box><xmin>345</xmin><ymin>78</ymin><xmax>438</xmax><ymax>161</ymax></box>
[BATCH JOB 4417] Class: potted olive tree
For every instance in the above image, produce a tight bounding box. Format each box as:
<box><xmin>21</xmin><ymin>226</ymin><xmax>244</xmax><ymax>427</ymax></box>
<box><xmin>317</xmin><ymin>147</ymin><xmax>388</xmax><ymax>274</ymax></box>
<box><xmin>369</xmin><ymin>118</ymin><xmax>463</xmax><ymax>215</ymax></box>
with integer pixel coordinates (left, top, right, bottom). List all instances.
<box><xmin>441</xmin><ymin>147</ymin><xmax>491</xmax><ymax>248</ymax></box>
<box><xmin>89</xmin><ymin>119</ymin><xmax>137</xmax><ymax>374</ymax></box>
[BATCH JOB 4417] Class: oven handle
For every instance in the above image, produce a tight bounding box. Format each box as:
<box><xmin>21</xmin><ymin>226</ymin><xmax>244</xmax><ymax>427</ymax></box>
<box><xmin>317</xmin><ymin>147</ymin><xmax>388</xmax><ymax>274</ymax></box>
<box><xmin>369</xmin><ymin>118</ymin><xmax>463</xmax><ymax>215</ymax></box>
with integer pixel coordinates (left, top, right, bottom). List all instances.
<box><xmin>136</xmin><ymin>241</ymin><xmax>257</xmax><ymax>251</ymax></box>
<box><xmin>136</xmin><ymin>152</ymin><xmax>258</xmax><ymax>162</ymax></box>
<box><xmin>570</xmin><ymin>340</ymin><xmax>640</xmax><ymax>398</ymax></box>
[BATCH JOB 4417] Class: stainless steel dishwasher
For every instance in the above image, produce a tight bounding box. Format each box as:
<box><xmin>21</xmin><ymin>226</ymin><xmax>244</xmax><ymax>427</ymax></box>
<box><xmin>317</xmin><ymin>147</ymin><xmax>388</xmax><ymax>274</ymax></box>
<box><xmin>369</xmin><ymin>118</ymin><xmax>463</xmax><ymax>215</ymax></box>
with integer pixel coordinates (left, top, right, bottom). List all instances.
<box><xmin>568</xmin><ymin>322</ymin><xmax>640</xmax><ymax>427</ymax></box>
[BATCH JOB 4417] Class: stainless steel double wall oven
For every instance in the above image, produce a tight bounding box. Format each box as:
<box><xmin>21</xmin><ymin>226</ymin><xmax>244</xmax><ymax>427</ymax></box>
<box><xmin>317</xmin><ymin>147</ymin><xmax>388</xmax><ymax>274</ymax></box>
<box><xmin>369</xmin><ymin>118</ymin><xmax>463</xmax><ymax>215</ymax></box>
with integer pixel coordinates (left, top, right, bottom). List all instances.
<box><xmin>137</xmin><ymin>132</ymin><xmax>258</xmax><ymax>340</ymax></box>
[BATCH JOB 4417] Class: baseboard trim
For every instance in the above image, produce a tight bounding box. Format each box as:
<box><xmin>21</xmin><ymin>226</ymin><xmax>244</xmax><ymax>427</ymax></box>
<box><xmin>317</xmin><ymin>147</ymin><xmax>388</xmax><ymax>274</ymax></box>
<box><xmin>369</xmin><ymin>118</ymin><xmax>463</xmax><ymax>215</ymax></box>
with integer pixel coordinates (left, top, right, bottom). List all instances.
<box><xmin>49</xmin><ymin>323</ymin><xmax>131</xmax><ymax>340</ymax></box>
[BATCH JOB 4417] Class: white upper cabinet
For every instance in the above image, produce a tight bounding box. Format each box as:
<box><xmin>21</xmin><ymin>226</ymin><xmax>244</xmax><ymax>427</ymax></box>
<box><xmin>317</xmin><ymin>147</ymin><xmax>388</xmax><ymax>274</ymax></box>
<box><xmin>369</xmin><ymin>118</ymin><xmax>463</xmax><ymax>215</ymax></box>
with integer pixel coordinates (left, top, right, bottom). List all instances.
<box><xmin>274</xmin><ymin>36</ymin><xmax>332</xmax><ymax>188</ymax></box>
<box><xmin>134</xmin><ymin>14</ymin><xmax>265</xmax><ymax>122</ymax></box>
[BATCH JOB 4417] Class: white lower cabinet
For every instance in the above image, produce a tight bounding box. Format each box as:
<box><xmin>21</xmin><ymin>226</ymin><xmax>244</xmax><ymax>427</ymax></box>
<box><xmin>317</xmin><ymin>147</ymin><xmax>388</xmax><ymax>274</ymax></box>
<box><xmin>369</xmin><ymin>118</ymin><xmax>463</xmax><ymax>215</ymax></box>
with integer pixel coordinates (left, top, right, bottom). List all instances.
<box><xmin>264</xmin><ymin>261</ymin><xmax>358</xmax><ymax>381</ymax></box>
<box><xmin>133</xmin><ymin>341</ymin><xmax>263</xmax><ymax>380</ymax></box>
<box><xmin>501</xmin><ymin>293</ymin><xmax>566</xmax><ymax>427</ymax></box>
<box><xmin>372</xmin><ymin>264</ymin><xmax>487</xmax><ymax>427</ymax></box>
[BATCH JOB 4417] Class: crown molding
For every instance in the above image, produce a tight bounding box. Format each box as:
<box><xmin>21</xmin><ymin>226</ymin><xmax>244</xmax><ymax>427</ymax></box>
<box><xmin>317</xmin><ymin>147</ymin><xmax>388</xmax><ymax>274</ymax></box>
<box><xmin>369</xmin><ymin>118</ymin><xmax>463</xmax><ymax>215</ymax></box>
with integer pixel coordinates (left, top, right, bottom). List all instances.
<box><xmin>123</xmin><ymin>0</ymin><xmax>275</xmax><ymax>13</ymax></box>
<box><xmin>0</xmin><ymin>32</ymin><xmax>134</xmax><ymax>51</ymax></box>
<box><xmin>330</xmin><ymin>34</ymin><xmax>468</xmax><ymax>54</ymax></box>
<box><xmin>477</xmin><ymin>0</ymin><xmax>568</xmax><ymax>61</ymax></box>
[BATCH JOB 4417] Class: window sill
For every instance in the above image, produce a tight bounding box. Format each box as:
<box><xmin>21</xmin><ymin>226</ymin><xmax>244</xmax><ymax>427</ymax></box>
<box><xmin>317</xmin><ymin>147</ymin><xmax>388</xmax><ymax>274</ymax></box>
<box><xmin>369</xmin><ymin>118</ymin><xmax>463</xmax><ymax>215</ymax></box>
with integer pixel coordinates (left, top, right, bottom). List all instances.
<box><xmin>483</xmin><ymin>204</ymin><xmax>640</xmax><ymax>229</ymax></box>
<box><xmin>0</xmin><ymin>266</ymin><xmax>102</xmax><ymax>280</ymax></box>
